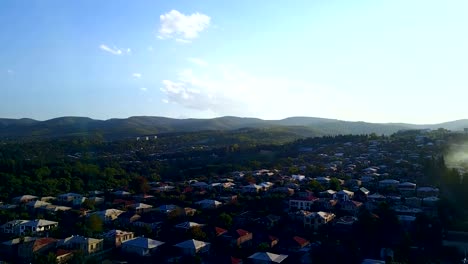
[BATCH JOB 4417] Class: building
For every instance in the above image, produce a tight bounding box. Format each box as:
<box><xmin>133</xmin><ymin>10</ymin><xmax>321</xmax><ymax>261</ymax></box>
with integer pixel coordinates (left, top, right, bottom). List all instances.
<box><xmin>195</xmin><ymin>199</ymin><xmax>223</xmax><ymax>209</ymax></box>
<box><xmin>59</xmin><ymin>235</ymin><xmax>104</xmax><ymax>255</ymax></box>
<box><xmin>0</xmin><ymin>219</ymin><xmax>58</xmax><ymax>236</ymax></box>
<box><xmin>57</xmin><ymin>193</ymin><xmax>85</xmax><ymax>206</ymax></box>
<box><xmin>289</xmin><ymin>197</ymin><xmax>318</xmax><ymax>211</ymax></box>
<box><xmin>379</xmin><ymin>179</ymin><xmax>400</xmax><ymax>190</ymax></box>
<box><xmin>121</xmin><ymin>237</ymin><xmax>165</xmax><ymax>256</ymax></box>
<box><xmin>303</xmin><ymin>211</ymin><xmax>336</xmax><ymax>230</ymax></box>
<box><xmin>248</xmin><ymin>252</ymin><xmax>288</xmax><ymax>264</ymax></box>
<box><xmin>12</xmin><ymin>195</ymin><xmax>38</xmax><ymax>204</ymax></box>
<box><xmin>128</xmin><ymin>203</ymin><xmax>153</xmax><ymax>214</ymax></box>
<box><xmin>91</xmin><ymin>209</ymin><xmax>125</xmax><ymax>223</ymax></box>
<box><xmin>103</xmin><ymin>229</ymin><xmax>135</xmax><ymax>247</ymax></box>
<box><xmin>174</xmin><ymin>239</ymin><xmax>210</xmax><ymax>256</ymax></box>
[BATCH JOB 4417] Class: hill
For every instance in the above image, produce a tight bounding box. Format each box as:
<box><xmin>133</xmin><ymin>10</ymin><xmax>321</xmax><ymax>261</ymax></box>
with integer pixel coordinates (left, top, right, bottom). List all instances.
<box><xmin>0</xmin><ymin>116</ymin><xmax>467</xmax><ymax>141</ymax></box>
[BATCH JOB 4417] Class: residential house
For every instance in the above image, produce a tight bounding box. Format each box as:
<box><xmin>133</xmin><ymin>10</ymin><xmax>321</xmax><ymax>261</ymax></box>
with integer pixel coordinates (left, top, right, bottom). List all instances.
<box><xmin>319</xmin><ymin>190</ymin><xmax>336</xmax><ymax>199</ymax></box>
<box><xmin>18</xmin><ymin>237</ymin><xmax>58</xmax><ymax>263</ymax></box>
<box><xmin>215</xmin><ymin>227</ymin><xmax>228</xmax><ymax>237</ymax></box>
<box><xmin>121</xmin><ymin>237</ymin><xmax>165</xmax><ymax>257</ymax></box>
<box><xmin>91</xmin><ymin>209</ymin><xmax>125</xmax><ymax>223</ymax></box>
<box><xmin>303</xmin><ymin>211</ymin><xmax>336</xmax><ymax>230</ymax></box>
<box><xmin>333</xmin><ymin>216</ymin><xmax>358</xmax><ymax>233</ymax></box>
<box><xmin>102</xmin><ymin>229</ymin><xmax>135</xmax><ymax>247</ymax></box>
<box><xmin>117</xmin><ymin>212</ymin><xmax>141</xmax><ymax>225</ymax></box>
<box><xmin>258</xmin><ymin>214</ymin><xmax>281</xmax><ymax>229</ymax></box>
<box><xmin>128</xmin><ymin>203</ymin><xmax>153</xmax><ymax>214</ymax></box>
<box><xmin>0</xmin><ymin>236</ymin><xmax>36</xmax><ymax>262</ymax></box>
<box><xmin>1</xmin><ymin>219</ymin><xmax>58</xmax><ymax>236</ymax></box>
<box><xmin>223</xmin><ymin>229</ymin><xmax>253</xmax><ymax>247</ymax></box>
<box><xmin>398</xmin><ymin>182</ymin><xmax>417</xmax><ymax>197</ymax></box>
<box><xmin>289</xmin><ymin>197</ymin><xmax>318</xmax><ymax>211</ymax></box>
<box><xmin>158</xmin><ymin>204</ymin><xmax>179</xmax><ymax>215</ymax></box>
<box><xmin>12</xmin><ymin>195</ymin><xmax>38</xmax><ymax>204</ymax></box>
<box><xmin>243</xmin><ymin>184</ymin><xmax>263</xmax><ymax>193</ymax></box>
<box><xmin>18</xmin><ymin>219</ymin><xmax>58</xmax><ymax>236</ymax></box>
<box><xmin>0</xmin><ymin>220</ymin><xmax>30</xmax><ymax>234</ymax></box>
<box><xmin>174</xmin><ymin>239</ymin><xmax>210</xmax><ymax>256</ymax></box>
<box><xmin>56</xmin><ymin>249</ymin><xmax>74</xmax><ymax>264</ymax></box>
<box><xmin>405</xmin><ymin>197</ymin><xmax>422</xmax><ymax>208</ymax></box>
<box><xmin>219</xmin><ymin>195</ymin><xmax>238</xmax><ymax>204</ymax></box>
<box><xmin>59</xmin><ymin>235</ymin><xmax>104</xmax><ymax>255</ymax></box>
<box><xmin>248</xmin><ymin>252</ymin><xmax>288</xmax><ymax>264</ymax></box>
<box><xmin>87</xmin><ymin>196</ymin><xmax>105</xmax><ymax>206</ymax></box>
<box><xmin>57</xmin><ymin>193</ymin><xmax>85</xmax><ymax>206</ymax></box>
<box><xmin>345</xmin><ymin>179</ymin><xmax>362</xmax><ymax>191</ymax></box>
<box><xmin>291</xmin><ymin>236</ymin><xmax>310</xmax><ymax>252</ymax></box>
<box><xmin>334</xmin><ymin>190</ymin><xmax>354</xmax><ymax>201</ymax></box>
<box><xmin>26</xmin><ymin>200</ymin><xmax>51</xmax><ymax>211</ymax></box>
<box><xmin>338</xmin><ymin>200</ymin><xmax>363</xmax><ymax>216</ymax></box>
<box><xmin>292</xmin><ymin>174</ymin><xmax>306</xmax><ymax>181</ymax></box>
<box><xmin>354</xmin><ymin>187</ymin><xmax>370</xmax><ymax>202</ymax></box>
<box><xmin>184</xmin><ymin>207</ymin><xmax>197</xmax><ymax>216</ymax></box>
<box><xmin>315</xmin><ymin>198</ymin><xmax>338</xmax><ymax>212</ymax></box>
<box><xmin>175</xmin><ymin>221</ymin><xmax>204</xmax><ymax>231</ymax></box>
<box><xmin>378</xmin><ymin>179</ymin><xmax>400</xmax><ymax>190</ymax></box>
<box><xmin>191</xmin><ymin>181</ymin><xmax>209</xmax><ymax>189</ymax></box>
<box><xmin>195</xmin><ymin>199</ymin><xmax>222</xmax><ymax>209</ymax></box>
<box><xmin>315</xmin><ymin>177</ymin><xmax>331</xmax><ymax>187</ymax></box>
<box><xmin>417</xmin><ymin>187</ymin><xmax>439</xmax><ymax>198</ymax></box>
<box><xmin>113</xmin><ymin>190</ymin><xmax>131</xmax><ymax>198</ymax></box>
<box><xmin>42</xmin><ymin>204</ymin><xmax>72</xmax><ymax>214</ymax></box>
<box><xmin>89</xmin><ymin>190</ymin><xmax>104</xmax><ymax>197</ymax></box>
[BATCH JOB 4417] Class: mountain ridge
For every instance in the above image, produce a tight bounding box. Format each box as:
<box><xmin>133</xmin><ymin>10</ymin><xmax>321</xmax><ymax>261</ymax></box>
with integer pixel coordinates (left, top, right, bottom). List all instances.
<box><xmin>0</xmin><ymin>116</ymin><xmax>467</xmax><ymax>140</ymax></box>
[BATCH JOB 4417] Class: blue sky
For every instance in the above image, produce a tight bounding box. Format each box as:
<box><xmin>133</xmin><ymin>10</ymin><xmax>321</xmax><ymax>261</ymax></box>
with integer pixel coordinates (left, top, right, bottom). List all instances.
<box><xmin>1</xmin><ymin>0</ymin><xmax>467</xmax><ymax>124</ymax></box>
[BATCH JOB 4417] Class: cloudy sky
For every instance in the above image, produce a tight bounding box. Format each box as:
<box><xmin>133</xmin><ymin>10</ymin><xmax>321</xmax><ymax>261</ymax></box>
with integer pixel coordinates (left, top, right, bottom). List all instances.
<box><xmin>1</xmin><ymin>0</ymin><xmax>467</xmax><ymax>124</ymax></box>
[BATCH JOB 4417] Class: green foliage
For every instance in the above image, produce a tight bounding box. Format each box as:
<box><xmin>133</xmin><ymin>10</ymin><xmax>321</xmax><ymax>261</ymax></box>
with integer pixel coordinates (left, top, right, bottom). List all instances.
<box><xmin>129</xmin><ymin>175</ymin><xmax>150</xmax><ymax>194</ymax></box>
<box><xmin>86</xmin><ymin>214</ymin><xmax>103</xmax><ymax>234</ymax></box>
<box><xmin>329</xmin><ymin>178</ymin><xmax>342</xmax><ymax>191</ymax></box>
<box><xmin>217</xmin><ymin>213</ymin><xmax>233</xmax><ymax>228</ymax></box>
<box><xmin>189</xmin><ymin>226</ymin><xmax>207</xmax><ymax>240</ymax></box>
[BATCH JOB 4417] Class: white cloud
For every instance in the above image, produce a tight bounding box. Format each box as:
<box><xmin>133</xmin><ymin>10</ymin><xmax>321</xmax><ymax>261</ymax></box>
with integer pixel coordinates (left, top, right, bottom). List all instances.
<box><xmin>132</xmin><ymin>73</ymin><xmax>142</xmax><ymax>78</ymax></box>
<box><xmin>99</xmin><ymin>44</ymin><xmax>123</xmax><ymax>55</ymax></box>
<box><xmin>160</xmin><ymin>64</ymin><xmax>353</xmax><ymax>119</ymax></box>
<box><xmin>126</xmin><ymin>48</ymin><xmax>132</xmax><ymax>54</ymax></box>
<box><xmin>140</xmin><ymin>87</ymin><xmax>148</xmax><ymax>92</ymax></box>
<box><xmin>187</xmin><ymin>57</ymin><xmax>208</xmax><ymax>67</ymax></box>
<box><xmin>158</xmin><ymin>10</ymin><xmax>211</xmax><ymax>42</ymax></box>
<box><xmin>7</xmin><ymin>69</ymin><xmax>14</xmax><ymax>75</ymax></box>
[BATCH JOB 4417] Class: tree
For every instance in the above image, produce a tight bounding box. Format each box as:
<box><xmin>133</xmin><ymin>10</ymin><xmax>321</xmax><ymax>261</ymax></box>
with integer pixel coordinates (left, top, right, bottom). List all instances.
<box><xmin>308</xmin><ymin>180</ymin><xmax>324</xmax><ymax>193</ymax></box>
<box><xmin>189</xmin><ymin>226</ymin><xmax>207</xmax><ymax>240</ymax></box>
<box><xmin>217</xmin><ymin>213</ymin><xmax>233</xmax><ymax>228</ymax></box>
<box><xmin>86</xmin><ymin>214</ymin><xmax>103</xmax><ymax>234</ymax></box>
<box><xmin>329</xmin><ymin>178</ymin><xmax>342</xmax><ymax>191</ymax></box>
<box><xmin>129</xmin><ymin>175</ymin><xmax>150</xmax><ymax>194</ymax></box>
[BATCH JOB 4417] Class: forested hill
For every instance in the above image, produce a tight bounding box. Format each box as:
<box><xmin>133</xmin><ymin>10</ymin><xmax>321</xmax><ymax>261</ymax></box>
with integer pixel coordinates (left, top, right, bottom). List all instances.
<box><xmin>0</xmin><ymin>116</ymin><xmax>467</xmax><ymax>140</ymax></box>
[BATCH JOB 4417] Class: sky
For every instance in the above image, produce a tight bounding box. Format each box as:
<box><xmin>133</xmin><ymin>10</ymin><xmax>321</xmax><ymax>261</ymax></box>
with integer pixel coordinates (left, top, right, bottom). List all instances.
<box><xmin>1</xmin><ymin>0</ymin><xmax>467</xmax><ymax>124</ymax></box>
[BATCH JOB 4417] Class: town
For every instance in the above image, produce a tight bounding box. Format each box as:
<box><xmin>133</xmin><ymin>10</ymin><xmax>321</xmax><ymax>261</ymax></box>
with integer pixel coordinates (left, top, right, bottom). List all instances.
<box><xmin>0</xmin><ymin>129</ymin><xmax>467</xmax><ymax>264</ymax></box>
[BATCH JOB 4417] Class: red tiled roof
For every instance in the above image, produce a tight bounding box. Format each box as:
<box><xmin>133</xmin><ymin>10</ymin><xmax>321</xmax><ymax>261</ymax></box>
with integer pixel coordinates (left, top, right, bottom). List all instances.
<box><xmin>236</xmin><ymin>229</ymin><xmax>250</xmax><ymax>237</ymax></box>
<box><xmin>231</xmin><ymin>256</ymin><xmax>242</xmax><ymax>264</ymax></box>
<box><xmin>293</xmin><ymin>236</ymin><xmax>310</xmax><ymax>247</ymax></box>
<box><xmin>215</xmin><ymin>227</ymin><xmax>228</xmax><ymax>236</ymax></box>
<box><xmin>33</xmin><ymin>237</ymin><xmax>57</xmax><ymax>251</ymax></box>
<box><xmin>56</xmin><ymin>249</ymin><xmax>73</xmax><ymax>257</ymax></box>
